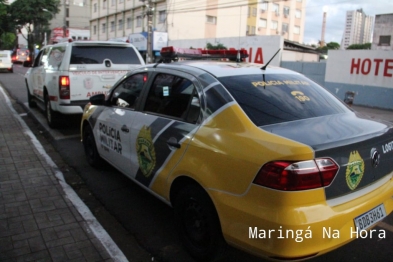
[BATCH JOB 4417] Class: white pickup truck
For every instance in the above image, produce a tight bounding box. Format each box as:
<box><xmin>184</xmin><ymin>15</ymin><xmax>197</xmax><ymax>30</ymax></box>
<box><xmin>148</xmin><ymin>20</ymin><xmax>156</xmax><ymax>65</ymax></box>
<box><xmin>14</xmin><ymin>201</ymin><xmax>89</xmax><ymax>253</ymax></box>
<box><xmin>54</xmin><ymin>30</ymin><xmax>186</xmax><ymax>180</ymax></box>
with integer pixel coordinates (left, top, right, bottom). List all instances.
<box><xmin>24</xmin><ymin>41</ymin><xmax>145</xmax><ymax>128</ymax></box>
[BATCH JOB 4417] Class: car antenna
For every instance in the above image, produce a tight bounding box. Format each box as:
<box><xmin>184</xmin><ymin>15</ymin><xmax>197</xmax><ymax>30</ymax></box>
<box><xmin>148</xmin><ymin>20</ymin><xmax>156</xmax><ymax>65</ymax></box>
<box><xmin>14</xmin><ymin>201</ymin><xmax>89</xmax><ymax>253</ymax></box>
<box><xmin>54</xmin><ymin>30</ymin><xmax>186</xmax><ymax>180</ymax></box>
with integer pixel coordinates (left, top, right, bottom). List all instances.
<box><xmin>261</xmin><ymin>48</ymin><xmax>281</xmax><ymax>70</ymax></box>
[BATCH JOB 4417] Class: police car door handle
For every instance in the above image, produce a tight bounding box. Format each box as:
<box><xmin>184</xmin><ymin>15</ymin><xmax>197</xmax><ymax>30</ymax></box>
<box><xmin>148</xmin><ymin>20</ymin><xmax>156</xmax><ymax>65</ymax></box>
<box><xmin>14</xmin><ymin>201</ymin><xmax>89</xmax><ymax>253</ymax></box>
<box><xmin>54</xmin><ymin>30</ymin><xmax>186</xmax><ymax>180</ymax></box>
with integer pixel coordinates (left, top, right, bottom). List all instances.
<box><xmin>167</xmin><ymin>137</ymin><xmax>181</xmax><ymax>149</ymax></box>
<box><xmin>121</xmin><ymin>125</ymin><xmax>129</xmax><ymax>133</ymax></box>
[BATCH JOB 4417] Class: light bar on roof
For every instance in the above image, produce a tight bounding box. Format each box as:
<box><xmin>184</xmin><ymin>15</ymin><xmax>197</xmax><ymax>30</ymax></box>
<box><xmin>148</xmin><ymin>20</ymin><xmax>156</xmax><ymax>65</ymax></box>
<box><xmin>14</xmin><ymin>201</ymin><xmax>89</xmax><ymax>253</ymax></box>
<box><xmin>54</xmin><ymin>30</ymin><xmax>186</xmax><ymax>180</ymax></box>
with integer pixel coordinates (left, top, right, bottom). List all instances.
<box><xmin>160</xmin><ymin>46</ymin><xmax>249</xmax><ymax>62</ymax></box>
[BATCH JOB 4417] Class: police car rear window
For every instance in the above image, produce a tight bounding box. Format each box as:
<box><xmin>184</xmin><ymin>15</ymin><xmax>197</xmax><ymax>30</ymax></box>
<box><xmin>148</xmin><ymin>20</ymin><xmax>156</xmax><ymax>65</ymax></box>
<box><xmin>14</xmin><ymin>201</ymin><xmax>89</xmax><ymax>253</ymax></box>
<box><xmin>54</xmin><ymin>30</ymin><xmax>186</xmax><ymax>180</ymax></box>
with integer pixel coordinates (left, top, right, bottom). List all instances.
<box><xmin>70</xmin><ymin>46</ymin><xmax>141</xmax><ymax>64</ymax></box>
<box><xmin>218</xmin><ymin>74</ymin><xmax>349</xmax><ymax>126</ymax></box>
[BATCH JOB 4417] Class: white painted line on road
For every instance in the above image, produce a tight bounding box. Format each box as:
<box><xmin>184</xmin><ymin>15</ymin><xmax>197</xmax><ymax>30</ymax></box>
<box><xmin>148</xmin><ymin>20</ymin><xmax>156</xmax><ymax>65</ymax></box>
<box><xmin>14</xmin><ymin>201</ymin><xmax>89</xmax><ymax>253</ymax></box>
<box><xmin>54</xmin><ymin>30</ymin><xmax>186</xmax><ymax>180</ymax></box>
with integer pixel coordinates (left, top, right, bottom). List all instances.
<box><xmin>0</xmin><ymin>86</ymin><xmax>128</xmax><ymax>262</ymax></box>
<box><xmin>378</xmin><ymin>221</ymin><xmax>393</xmax><ymax>233</ymax></box>
<box><xmin>19</xmin><ymin>113</ymin><xmax>27</xmax><ymax>116</ymax></box>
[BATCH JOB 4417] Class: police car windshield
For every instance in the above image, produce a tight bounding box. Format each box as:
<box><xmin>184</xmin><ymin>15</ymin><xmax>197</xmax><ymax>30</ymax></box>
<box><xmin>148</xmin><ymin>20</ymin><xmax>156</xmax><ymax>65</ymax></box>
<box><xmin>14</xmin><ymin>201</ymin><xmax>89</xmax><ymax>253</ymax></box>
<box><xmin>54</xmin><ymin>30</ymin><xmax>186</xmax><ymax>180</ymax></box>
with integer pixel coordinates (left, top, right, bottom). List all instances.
<box><xmin>219</xmin><ymin>74</ymin><xmax>350</xmax><ymax>126</ymax></box>
<box><xmin>70</xmin><ymin>46</ymin><xmax>141</xmax><ymax>64</ymax></box>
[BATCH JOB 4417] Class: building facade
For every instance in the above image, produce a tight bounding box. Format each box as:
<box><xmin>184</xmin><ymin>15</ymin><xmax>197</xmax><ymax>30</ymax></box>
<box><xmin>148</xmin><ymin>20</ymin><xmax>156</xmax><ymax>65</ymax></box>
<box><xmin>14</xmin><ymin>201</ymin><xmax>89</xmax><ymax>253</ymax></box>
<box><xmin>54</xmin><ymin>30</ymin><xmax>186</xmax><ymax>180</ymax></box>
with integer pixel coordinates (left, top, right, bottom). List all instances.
<box><xmin>341</xmin><ymin>8</ymin><xmax>373</xmax><ymax>49</ymax></box>
<box><xmin>50</xmin><ymin>0</ymin><xmax>90</xmax><ymax>30</ymax></box>
<box><xmin>246</xmin><ymin>0</ymin><xmax>306</xmax><ymax>43</ymax></box>
<box><xmin>89</xmin><ymin>0</ymin><xmax>306</xmax><ymax>44</ymax></box>
<box><xmin>47</xmin><ymin>0</ymin><xmax>90</xmax><ymax>43</ymax></box>
<box><xmin>371</xmin><ymin>13</ymin><xmax>393</xmax><ymax>50</ymax></box>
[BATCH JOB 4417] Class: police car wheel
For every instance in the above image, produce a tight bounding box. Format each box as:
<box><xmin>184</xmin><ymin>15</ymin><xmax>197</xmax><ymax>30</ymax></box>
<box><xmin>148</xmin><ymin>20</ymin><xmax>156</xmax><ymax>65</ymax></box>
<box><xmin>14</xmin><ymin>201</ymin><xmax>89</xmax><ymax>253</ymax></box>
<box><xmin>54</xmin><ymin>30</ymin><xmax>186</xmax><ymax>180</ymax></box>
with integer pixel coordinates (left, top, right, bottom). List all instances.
<box><xmin>83</xmin><ymin>125</ymin><xmax>102</xmax><ymax>167</ymax></box>
<box><xmin>174</xmin><ymin>184</ymin><xmax>227</xmax><ymax>261</ymax></box>
<box><xmin>45</xmin><ymin>94</ymin><xmax>59</xmax><ymax>128</ymax></box>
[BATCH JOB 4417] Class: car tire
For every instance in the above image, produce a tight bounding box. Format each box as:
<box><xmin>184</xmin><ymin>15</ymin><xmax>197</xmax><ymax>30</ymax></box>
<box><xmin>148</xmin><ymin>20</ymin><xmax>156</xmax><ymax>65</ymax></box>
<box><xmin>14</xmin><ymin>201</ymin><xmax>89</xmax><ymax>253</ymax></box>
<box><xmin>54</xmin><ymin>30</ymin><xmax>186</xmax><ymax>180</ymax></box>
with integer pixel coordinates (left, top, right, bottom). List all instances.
<box><xmin>26</xmin><ymin>85</ymin><xmax>36</xmax><ymax>108</ymax></box>
<box><xmin>45</xmin><ymin>94</ymin><xmax>59</xmax><ymax>128</ymax></box>
<box><xmin>174</xmin><ymin>184</ymin><xmax>227</xmax><ymax>261</ymax></box>
<box><xmin>83</xmin><ymin>125</ymin><xmax>102</xmax><ymax>167</ymax></box>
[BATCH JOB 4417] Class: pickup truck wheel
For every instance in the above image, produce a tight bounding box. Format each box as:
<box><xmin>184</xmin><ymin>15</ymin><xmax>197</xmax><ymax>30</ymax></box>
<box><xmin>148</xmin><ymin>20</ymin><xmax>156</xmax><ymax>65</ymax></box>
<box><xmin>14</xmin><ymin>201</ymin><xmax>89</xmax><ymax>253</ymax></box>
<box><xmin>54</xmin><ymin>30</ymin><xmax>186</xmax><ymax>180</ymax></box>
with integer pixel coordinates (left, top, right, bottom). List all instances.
<box><xmin>45</xmin><ymin>94</ymin><xmax>59</xmax><ymax>128</ymax></box>
<box><xmin>26</xmin><ymin>86</ymin><xmax>36</xmax><ymax>108</ymax></box>
<box><xmin>174</xmin><ymin>184</ymin><xmax>227</xmax><ymax>261</ymax></box>
<box><xmin>83</xmin><ymin>125</ymin><xmax>102</xmax><ymax>167</ymax></box>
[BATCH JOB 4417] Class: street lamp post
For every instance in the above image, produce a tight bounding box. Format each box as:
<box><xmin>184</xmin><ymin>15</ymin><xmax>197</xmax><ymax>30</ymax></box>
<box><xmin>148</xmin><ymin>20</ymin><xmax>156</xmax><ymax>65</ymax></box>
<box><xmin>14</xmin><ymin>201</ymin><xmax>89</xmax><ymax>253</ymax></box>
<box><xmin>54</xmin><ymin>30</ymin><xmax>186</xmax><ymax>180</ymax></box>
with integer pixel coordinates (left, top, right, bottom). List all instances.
<box><xmin>140</xmin><ymin>0</ymin><xmax>153</xmax><ymax>63</ymax></box>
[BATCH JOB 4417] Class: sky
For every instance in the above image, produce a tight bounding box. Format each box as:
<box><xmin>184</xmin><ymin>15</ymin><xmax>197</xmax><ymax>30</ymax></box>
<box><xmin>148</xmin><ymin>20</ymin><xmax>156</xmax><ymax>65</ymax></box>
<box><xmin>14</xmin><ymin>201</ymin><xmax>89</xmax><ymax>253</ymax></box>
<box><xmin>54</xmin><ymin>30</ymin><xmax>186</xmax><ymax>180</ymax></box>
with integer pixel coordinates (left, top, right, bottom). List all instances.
<box><xmin>304</xmin><ymin>0</ymin><xmax>393</xmax><ymax>45</ymax></box>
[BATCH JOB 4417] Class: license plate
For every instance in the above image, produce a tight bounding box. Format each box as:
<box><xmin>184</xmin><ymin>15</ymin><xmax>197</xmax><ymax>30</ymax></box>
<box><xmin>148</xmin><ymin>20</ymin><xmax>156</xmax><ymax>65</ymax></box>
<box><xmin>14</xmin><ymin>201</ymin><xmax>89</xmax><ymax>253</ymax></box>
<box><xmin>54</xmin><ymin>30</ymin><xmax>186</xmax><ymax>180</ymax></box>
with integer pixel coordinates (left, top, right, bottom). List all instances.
<box><xmin>354</xmin><ymin>204</ymin><xmax>386</xmax><ymax>231</ymax></box>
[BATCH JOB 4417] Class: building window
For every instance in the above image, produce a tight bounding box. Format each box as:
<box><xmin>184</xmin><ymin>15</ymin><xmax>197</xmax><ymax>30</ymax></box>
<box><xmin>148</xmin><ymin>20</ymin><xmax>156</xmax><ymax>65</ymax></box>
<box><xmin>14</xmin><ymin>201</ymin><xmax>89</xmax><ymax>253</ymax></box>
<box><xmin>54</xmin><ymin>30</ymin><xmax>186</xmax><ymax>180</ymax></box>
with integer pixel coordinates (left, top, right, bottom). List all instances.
<box><xmin>260</xmin><ymin>1</ymin><xmax>268</xmax><ymax>11</ymax></box>
<box><xmin>66</xmin><ymin>8</ymin><xmax>69</xmax><ymax>17</ymax></box>
<box><xmin>246</xmin><ymin>25</ymin><xmax>250</xmax><ymax>35</ymax></box>
<box><xmin>295</xmin><ymin>10</ymin><xmax>301</xmax><ymax>18</ymax></box>
<box><xmin>93</xmin><ymin>25</ymin><xmax>96</xmax><ymax>34</ymax></box>
<box><xmin>206</xmin><ymin>15</ymin><xmax>217</xmax><ymax>24</ymax></box>
<box><xmin>282</xmin><ymin>23</ymin><xmax>288</xmax><ymax>33</ymax></box>
<box><xmin>283</xmin><ymin>7</ymin><xmax>290</xmax><ymax>17</ymax></box>
<box><xmin>127</xmin><ymin>17</ymin><xmax>132</xmax><ymax>28</ymax></box>
<box><xmin>294</xmin><ymin>26</ymin><xmax>300</xmax><ymax>34</ymax></box>
<box><xmin>93</xmin><ymin>3</ymin><xmax>97</xmax><ymax>12</ymax></box>
<box><xmin>110</xmin><ymin>21</ymin><xmax>115</xmax><ymax>32</ymax></box>
<box><xmin>251</xmin><ymin>26</ymin><xmax>256</xmax><ymax>35</ymax></box>
<box><xmin>118</xmin><ymin>19</ymin><xmax>123</xmax><ymax>30</ymax></box>
<box><xmin>252</xmin><ymin>7</ymin><xmax>257</xmax><ymax>17</ymax></box>
<box><xmin>247</xmin><ymin>7</ymin><xmax>250</xmax><ymax>17</ymax></box>
<box><xmin>271</xmin><ymin>21</ymin><xmax>278</xmax><ymax>30</ymax></box>
<box><xmin>136</xmin><ymin>16</ymin><xmax>142</xmax><ymax>27</ymax></box>
<box><xmin>111</xmin><ymin>0</ymin><xmax>115</xmax><ymax>6</ymax></box>
<box><xmin>272</xmin><ymin>4</ymin><xmax>279</xmax><ymax>15</ymax></box>
<box><xmin>102</xmin><ymin>23</ymin><xmax>106</xmax><ymax>33</ymax></box>
<box><xmin>103</xmin><ymin>0</ymin><xmax>106</xmax><ymax>9</ymax></box>
<box><xmin>379</xmin><ymin>35</ymin><xmax>391</xmax><ymax>46</ymax></box>
<box><xmin>159</xmin><ymin>10</ymin><xmax>166</xmax><ymax>24</ymax></box>
<box><xmin>119</xmin><ymin>0</ymin><xmax>124</xmax><ymax>3</ymax></box>
<box><xmin>259</xmin><ymin>19</ymin><xmax>267</xmax><ymax>28</ymax></box>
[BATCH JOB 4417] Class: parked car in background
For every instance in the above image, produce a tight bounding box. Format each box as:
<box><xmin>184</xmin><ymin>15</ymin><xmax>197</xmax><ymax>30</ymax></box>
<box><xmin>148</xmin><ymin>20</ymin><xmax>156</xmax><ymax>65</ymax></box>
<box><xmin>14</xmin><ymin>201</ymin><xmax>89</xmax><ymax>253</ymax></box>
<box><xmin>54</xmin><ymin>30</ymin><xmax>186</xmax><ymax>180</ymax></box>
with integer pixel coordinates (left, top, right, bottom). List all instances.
<box><xmin>11</xmin><ymin>48</ymin><xmax>30</xmax><ymax>63</ymax></box>
<box><xmin>24</xmin><ymin>40</ymin><xmax>145</xmax><ymax>128</ymax></box>
<box><xmin>80</xmin><ymin>47</ymin><xmax>393</xmax><ymax>261</ymax></box>
<box><xmin>0</xmin><ymin>50</ymin><xmax>13</xmax><ymax>73</ymax></box>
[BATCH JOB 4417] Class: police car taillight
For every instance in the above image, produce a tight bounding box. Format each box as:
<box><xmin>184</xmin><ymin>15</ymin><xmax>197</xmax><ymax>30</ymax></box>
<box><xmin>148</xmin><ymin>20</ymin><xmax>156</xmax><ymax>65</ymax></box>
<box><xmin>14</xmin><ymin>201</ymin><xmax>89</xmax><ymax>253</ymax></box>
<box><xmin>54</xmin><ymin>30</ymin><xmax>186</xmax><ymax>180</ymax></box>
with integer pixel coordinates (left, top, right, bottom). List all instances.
<box><xmin>59</xmin><ymin>76</ymin><xmax>70</xmax><ymax>99</ymax></box>
<box><xmin>253</xmin><ymin>158</ymin><xmax>338</xmax><ymax>191</ymax></box>
<box><xmin>160</xmin><ymin>46</ymin><xmax>248</xmax><ymax>61</ymax></box>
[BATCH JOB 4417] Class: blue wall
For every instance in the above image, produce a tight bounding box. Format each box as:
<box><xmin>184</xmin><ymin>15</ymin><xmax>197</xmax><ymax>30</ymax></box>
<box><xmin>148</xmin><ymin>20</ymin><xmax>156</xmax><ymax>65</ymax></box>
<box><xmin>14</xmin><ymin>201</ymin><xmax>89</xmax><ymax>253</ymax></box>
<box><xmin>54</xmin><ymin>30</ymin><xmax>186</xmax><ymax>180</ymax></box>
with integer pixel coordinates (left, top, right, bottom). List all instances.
<box><xmin>280</xmin><ymin>61</ymin><xmax>393</xmax><ymax>110</ymax></box>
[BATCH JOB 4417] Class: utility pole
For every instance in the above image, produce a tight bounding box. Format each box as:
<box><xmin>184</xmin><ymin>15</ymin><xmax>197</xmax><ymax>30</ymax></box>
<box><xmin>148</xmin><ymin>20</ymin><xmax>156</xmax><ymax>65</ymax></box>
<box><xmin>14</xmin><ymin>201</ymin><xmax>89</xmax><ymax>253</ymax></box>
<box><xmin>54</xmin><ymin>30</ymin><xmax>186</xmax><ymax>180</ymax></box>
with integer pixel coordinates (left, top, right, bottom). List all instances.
<box><xmin>63</xmin><ymin>0</ymin><xmax>67</xmax><ymax>37</ymax></box>
<box><xmin>141</xmin><ymin>0</ymin><xmax>154</xmax><ymax>63</ymax></box>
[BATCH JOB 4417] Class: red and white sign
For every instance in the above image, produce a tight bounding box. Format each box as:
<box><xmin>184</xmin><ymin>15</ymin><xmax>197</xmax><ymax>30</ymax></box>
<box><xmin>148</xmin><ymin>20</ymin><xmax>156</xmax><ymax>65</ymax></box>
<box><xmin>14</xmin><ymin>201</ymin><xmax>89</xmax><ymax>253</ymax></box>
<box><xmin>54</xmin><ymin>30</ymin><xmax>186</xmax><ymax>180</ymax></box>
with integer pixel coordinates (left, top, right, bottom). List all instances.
<box><xmin>169</xmin><ymin>36</ymin><xmax>283</xmax><ymax>66</ymax></box>
<box><xmin>326</xmin><ymin>50</ymin><xmax>393</xmax><ymax>88</ymax></box>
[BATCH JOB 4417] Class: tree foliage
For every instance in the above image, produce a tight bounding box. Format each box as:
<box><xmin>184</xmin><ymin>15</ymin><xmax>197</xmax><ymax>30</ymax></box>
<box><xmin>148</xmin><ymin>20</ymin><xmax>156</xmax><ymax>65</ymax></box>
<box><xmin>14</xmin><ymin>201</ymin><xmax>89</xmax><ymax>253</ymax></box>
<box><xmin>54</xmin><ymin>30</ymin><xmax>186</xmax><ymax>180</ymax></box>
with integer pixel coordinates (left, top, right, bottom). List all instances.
<box><xmin>347</xmin><ymin>43</ymin><xmax>371</xmax><ymax>50</ymax></box>
<box><xmin>0</xmin><ymin>32</ymin><xmax>16</xmax><ymax>50</ymax></box>
<box><xmin>206</xmin><ymin>42</ymin><xmax>227</xmax><ymax>50</ymax></box>
<box><xmin>0</xmin><ymin>2</ymin><xmax>16</xmax><ymax>49</ymax></box>
<box><xmin>316</xmin><ymin>42</ymin><xmax>340</xmax><ymax>53</ymax></box>
<box><xmin>8</xmin><ymin>0</ymin><xmax>60</xmax><ymax>55</ymax></box>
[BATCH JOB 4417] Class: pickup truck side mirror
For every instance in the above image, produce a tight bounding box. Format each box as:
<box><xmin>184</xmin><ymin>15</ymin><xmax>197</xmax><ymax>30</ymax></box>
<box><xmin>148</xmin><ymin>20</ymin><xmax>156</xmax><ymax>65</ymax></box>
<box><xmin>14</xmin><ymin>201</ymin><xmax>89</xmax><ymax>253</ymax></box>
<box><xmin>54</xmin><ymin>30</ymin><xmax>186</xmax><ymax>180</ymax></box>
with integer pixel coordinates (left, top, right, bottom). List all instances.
<box><xmin>23</xmin><ymin>60</ymin><xmax>33</xmax><ymax>67</ymax></box>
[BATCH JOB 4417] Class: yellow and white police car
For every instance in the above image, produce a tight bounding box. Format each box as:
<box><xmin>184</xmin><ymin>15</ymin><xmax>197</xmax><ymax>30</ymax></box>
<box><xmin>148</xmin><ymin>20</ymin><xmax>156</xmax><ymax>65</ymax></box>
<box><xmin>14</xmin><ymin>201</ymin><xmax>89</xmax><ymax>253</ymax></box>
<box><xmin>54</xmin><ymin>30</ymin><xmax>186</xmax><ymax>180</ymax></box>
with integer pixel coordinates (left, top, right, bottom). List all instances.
<box><xmin>81</xmin><ymin>47</ymin><xmax>393</xmax><ymax>261</ymax></box>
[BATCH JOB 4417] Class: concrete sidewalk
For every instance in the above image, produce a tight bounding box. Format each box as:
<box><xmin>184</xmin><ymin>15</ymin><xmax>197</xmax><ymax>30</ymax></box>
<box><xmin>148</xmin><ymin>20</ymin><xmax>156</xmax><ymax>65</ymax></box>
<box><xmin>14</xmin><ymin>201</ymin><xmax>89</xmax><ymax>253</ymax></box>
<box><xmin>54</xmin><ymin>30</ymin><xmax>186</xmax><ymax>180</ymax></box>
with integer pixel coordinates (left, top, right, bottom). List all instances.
<box><xmin>0</xmin><ymin>86</ymin><xmax>127</xmax><ymax>261</ymax></box>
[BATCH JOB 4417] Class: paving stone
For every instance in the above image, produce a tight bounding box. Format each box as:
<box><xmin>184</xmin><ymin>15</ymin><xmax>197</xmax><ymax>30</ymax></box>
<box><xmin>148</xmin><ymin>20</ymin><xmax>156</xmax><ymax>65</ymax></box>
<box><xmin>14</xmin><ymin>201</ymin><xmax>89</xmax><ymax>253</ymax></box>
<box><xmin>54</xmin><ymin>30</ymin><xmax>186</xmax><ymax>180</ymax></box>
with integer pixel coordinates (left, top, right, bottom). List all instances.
<box><xmin>16</xmin><ymin>250</ymin><xmax>52</xmax><ymax>262</ymax></box>
<box><xmin>0</xmin><ymin>87</ymin><xmax>119</xmax><ymax>261</ymax></box>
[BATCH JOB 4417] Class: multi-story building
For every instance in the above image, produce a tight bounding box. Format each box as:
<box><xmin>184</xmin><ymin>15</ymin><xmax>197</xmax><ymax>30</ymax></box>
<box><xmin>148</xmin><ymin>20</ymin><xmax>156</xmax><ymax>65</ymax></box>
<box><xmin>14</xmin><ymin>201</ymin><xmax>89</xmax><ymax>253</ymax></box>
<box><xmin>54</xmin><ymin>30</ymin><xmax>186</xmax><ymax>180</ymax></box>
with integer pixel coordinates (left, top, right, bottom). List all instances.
<box><xmin>371</xmin><ymin>13</ymin><xmax>393</xmax><ymax>50</ymax></box>
<box><xmin>247</xmin><ymin>0</ymin><xmax>306</xmax><ymax>43</ymax></box>
<box><xmin>341</xmin><ymin>8</ymin><xmax>373</xmax><ymax>49</ymax></box>
<box><xmin>48</xmin><ymin>0</ymin><xmax>90</xmax><ymax>43</ymax></box>
<box><xmin>50</xmin><ymin>0</ymin><xmax>90</xmax><ymax>30</ymax></box>
<box><xmin>90</xmin><ymin>0</ymin><xmax>306</xmax><ymax>43</ymax></box>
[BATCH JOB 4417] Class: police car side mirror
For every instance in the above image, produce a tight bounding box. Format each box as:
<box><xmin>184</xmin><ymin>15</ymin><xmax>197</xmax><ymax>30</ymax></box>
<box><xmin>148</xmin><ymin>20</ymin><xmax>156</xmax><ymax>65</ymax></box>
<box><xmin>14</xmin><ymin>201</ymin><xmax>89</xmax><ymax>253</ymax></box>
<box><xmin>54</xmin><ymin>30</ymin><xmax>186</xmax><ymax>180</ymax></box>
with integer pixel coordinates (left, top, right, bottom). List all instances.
<box><xmin>89</xmin><ymin>94</ymin><xmax>106</xmax><ymax>105</ymax></box>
